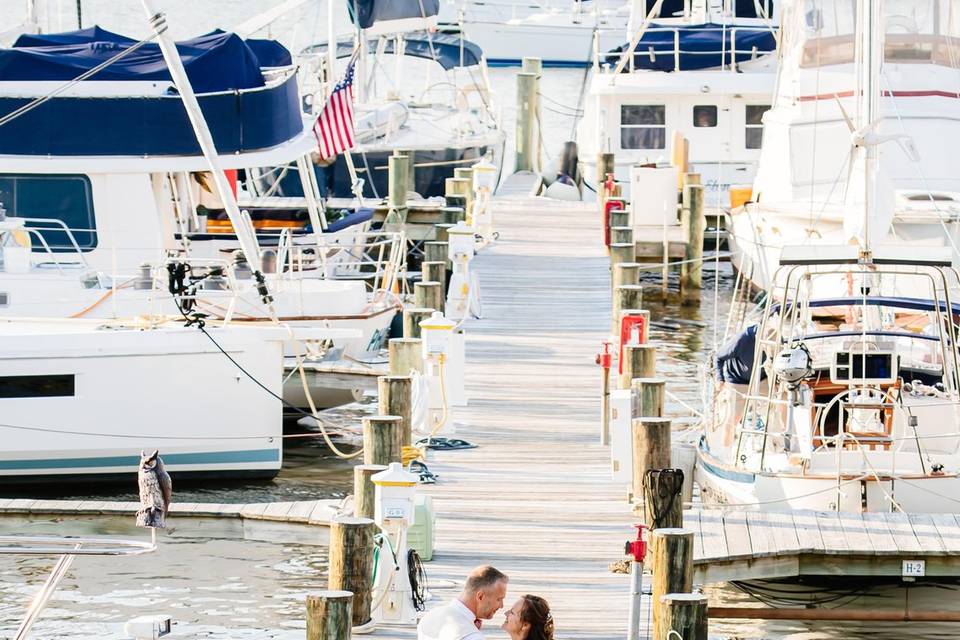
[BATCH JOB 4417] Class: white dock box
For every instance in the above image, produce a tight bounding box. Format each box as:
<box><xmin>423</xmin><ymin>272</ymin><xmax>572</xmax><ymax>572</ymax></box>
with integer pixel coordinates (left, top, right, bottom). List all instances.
<box><xmin>610</xmin><ymin>389</ymin><xmax>632</xmax><ymax>484</ymax></box>
<box><xmin>629</xmin><ymin>165</ymin><xmax>679</xmax><ymax>228</ymax></box>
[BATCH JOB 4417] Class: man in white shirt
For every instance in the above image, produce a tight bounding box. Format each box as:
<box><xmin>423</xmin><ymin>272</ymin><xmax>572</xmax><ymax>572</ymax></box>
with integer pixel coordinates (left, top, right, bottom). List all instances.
<box><xmin>417</xmin><ymin>565</ymin><xmax>509</xmax><ymax>640</ymax></box>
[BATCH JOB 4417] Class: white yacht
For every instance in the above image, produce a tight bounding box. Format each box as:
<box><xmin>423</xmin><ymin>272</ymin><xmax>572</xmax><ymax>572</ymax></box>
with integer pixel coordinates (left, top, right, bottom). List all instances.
<box><xmin>300</xmin><ymin>0</ymin><xmax>505</xmax><ymax>200</ymax></box>
<box><xmin>0</xmin><ymin>26</ymin><xmax>403</xmax><ymax>408</ymax></box>
<box><xmin>0</xmin><ymin>18</ymin><xmax>362</xmax><ymax>481</ymax></box>
<box><xmin>577</xmin><ymin>0</ymin><xmax>778</xmax><ymax>208</ymax></box>
<box><xmin>728</xmin><ymin>0</ymin><xmax>960</xmax><ymax>293</ymax></box>
<box><xmin>438</xmin><ymin>0</ymin><xmax>630</xmax><ymax>67</ymax></box>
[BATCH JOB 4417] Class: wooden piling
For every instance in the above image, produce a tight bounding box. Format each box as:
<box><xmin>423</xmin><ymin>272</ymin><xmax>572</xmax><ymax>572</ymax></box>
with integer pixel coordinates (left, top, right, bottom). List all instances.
<box><xmin>353</xmin><ymin>464</ymin><xmax>386</xmax><ymax>520</ymax></box>
<box><xmin>521</xmin><ymin>57</ymin><xmax>542</xmax><ymax>172</ymax></box>
<box><xmin>631</xmin><ymin>417</ymin><xmax>671</xmax><ymax>508</ymax></box>
<box><xmin>618</xmin><ymin>343</ymin><xmax>656</xmax><ymax>388</ymax></box>
<box><xmin>681</xmin><ymin>181</ymin><xmax>705</xmax><ymax>294</ymax></box>
<box><xmin>609</xmin><ymin>242</ymin><xmax>634</xmax><ymax>273</ymax></box>
<box><xmin>631</xmin><ymin>378</ymin><xmax>665</xmax><ymax>418</ymax></box>
<box><xmin>422</xmin><ymin>261</ymin><xmax>446</xmax><ymax>289</ymax></box>
<box><xmin>516</xmin><ymin>72</ymin><xmax>538</xmax><ymax>172</ymax></box>
<box><xmin>612</xmin><ymin>262</ymin><xmax>641</xmax><ymax>292</ymax></box>
<box><xmin>454</xmin><ymin>167</ymin><xmax>475</xmax><ymax>223</ymax></box>
<box><xmin>403</xmin><ymin>307</ymin><xmax>434</xmax><ymax>339</ymax></box>
<box><xmin>306</xmin><ymin>590</ymin><xmax>353</xmax><ymax>640</ymax></box>
<box><xmin>612</xmin><ymin>284</ymin><xmax>644</xmax><ymax>336</ymax></box>
<box><xmin>398</xmin><ymin>148</ymin><xmax>416</xmax><ymax>192</ymax></box>
<box><xmin>388</xmin><ymin>337</ymin><xmax>423</xmax><ymax>376</ymax></box>
<box><xmin>378</xmin><ymin>375</ymin><xmax>413</xmax><ymax>447</ymax></box>
<box><xmin>611</xmin><ymin>226</ymin><xmax>633</xmax><ymax>245</ymax></box>
<box><xmin>644</xmin><ymin>468</ymin><xmax>684</xmax><ymax>530</ymax></box>
<box><xmin>657</xmin><ymin>593</ymin><xmax>707</xmax><ymax>640</ymax></box>
<box><xmin>388</xmin><ymin>152</ymin><xmax>409</xmax><ymax>213</ymax></box>
<box><xmin>434</xmin><ymin>223</ymin><xmax>455</xmax><ymax>243</ymax></box>
<box><xmin>650</xmin><ymin>528</ymin><xmax>695</xmax><ymax>640</ymax></box>
<box><xmin>610</xmin><ymin>208</ymin><xmax>631</xmax><ymax>229</ymax></box>
<box><xmin>424</xmin><ymin>241</ymin><xmax>449</xmax><ymax>266</ymax></box>
<box><xmin>597</xmin><ymin>152</ymin><xmax>616</xmax><ymax>192</ymax></box>
<box><xmin>362</xmin><ymin>415</ymin><xmax>403</xmax><ymax>465</ymax></box>
<box><xmin>415</xmin><ymin>281</ymin><xmax>444</xmax><ymax>313</ymax></box>
<box><xmin>328</xmin><ymin>516</ymin><xmax>376</xmax><ymax>626</ymax></box>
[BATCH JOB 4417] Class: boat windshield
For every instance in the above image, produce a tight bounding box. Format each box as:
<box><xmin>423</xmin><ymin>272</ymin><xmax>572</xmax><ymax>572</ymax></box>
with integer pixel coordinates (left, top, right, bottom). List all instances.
<box><xmin>786</xmin><ymin>0</ymin><xmax>960</xmax><ymax>68</ymax></box>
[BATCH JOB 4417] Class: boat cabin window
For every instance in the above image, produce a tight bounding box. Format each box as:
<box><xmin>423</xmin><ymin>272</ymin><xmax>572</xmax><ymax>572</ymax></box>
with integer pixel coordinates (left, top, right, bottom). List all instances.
<box><xmin>693</xmin><ymin>105</ymin><xmax>717</xmax><ymax>128</ymax></box>
<box><xmin>745</xmin><ymin>105</ymin><xmax>769</xmax><ymax>149</ymax></box>
<box><xmin>620</xmin><ymin>105</ymin><xmax>666</xmax><ymax>150</ymax></box>
<box><xmin>644</xmin><ymin>0</ymin><xmax>686</xmax><ymax>18</ymax></box>
<box><xmin>0</xmin><ymin>374</ymin><xmax>75</xmax><ymax>399</ymax></box>
<box><xmin>0</xmin><ymin>174</ymin><xmax>96</xmax><ymax>252</ymax></box>
<box><xmin>734</xmin><ymin>0</ymin><xmax>773</xmax><ymax>18</ymax></box>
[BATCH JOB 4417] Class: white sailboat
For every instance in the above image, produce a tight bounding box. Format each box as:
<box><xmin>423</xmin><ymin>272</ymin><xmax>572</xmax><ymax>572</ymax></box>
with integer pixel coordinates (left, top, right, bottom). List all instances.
<box><xmin>698</xmin><ymin>0</ymin><xmax>960</xmax><ymax>513</ymax></box>
<box><xmin>728</xmin><ymin>0</ymin><xmax>960</xmax><ymax>294</ymax></box>
<box><xmin>299</xmin><ymin>0</ymin><xmax>505</xmax><ymax>200</ymax></box>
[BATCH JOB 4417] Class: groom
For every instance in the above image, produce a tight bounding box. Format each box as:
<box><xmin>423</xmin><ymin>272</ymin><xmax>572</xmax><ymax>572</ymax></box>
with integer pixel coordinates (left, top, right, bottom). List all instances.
<box><xmin>417</xmin><ymin>565</ymin><xmax>509</xmax><ymax>640</ymax></box>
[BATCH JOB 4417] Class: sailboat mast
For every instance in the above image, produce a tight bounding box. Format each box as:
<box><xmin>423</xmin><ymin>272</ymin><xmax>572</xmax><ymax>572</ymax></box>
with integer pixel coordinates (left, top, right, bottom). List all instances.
<box><xmin>858</xmin><ymin>0</ymin><xmax>883</xmax><ymax>252</ymax></box>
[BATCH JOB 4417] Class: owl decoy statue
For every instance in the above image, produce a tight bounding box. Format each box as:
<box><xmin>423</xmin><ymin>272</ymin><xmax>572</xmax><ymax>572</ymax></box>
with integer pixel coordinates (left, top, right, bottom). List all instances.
<box><xmin>136</xmin><ymin>450</ymin><xmax>172</xmax><ymax>529</ymax></box>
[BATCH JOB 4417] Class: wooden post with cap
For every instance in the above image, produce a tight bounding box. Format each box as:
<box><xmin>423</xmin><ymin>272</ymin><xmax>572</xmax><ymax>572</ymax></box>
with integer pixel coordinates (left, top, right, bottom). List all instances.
<box><xmin>306</xmin><ymin>590</ymin><xmax>353</xmax><ymax>640</ymax></box>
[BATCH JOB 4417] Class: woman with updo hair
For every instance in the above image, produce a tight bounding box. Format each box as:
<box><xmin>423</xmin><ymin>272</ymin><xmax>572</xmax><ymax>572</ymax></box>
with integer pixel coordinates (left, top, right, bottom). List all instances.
<box><xmin>501</xmin><ymin>594</ymin><xmax>554</xmax><ymax>640</ymax></box>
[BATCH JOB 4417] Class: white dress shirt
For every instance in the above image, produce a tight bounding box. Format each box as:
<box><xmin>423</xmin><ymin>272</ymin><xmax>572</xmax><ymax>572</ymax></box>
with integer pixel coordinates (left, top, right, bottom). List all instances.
<box><xmin>417</xmin><ymin>599</ymin><xmax>484</xmax><ymax>640</ymax></box>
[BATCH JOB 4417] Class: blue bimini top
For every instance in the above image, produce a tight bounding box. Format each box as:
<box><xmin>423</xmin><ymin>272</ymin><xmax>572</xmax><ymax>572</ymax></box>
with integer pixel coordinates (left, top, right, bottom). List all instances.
<box><xmin>606</xmin><ymin>23</ymin><xmax>776</xmax><ymax>72</ymax></box>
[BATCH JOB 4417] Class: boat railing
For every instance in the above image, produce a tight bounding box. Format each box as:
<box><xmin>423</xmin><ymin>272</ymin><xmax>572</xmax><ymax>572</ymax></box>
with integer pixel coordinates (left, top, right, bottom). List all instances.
<box><xmin>287</xmin><ymin>230</ymin><xmax>405</xmax><ymax>295</ymax></box>
<box><xmin>4</xmin><ymin>217</ymin><xmax>91</xmax><ymax>273</ymax></box>
<box><xmin>610</xmin><ymin>25</ymin><xmax>774</xmax><ymax>73</ymax></box>
<box><xmin>4</xmin><ymin>534</ymin><xmax>155</xmax><ymax>640</ymax></box>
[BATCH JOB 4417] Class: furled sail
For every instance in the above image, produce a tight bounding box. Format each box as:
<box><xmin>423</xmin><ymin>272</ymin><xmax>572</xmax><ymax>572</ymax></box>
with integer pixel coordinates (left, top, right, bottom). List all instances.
<box><xmin>347</xmin><ymin>0</ymin><xmax>439</xmax><ymax>36</ymax></box>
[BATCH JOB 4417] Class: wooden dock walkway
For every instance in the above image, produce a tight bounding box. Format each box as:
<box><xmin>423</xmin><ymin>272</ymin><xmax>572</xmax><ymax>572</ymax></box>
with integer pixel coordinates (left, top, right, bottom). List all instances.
<box><xmin>375</xmin><ymin>188</ymin><xmax>634</xmax><ymax>638</ymax></box>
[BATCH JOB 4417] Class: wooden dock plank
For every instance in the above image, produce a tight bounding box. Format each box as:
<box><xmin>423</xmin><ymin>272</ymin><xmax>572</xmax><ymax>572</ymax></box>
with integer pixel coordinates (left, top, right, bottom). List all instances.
<box><xmin>908</xmin><ymin>513</ymin><xmax>946</xmax><ymax>554</ymax></box>
<box><xmin>931</xmin><ymin>513</ymin><xmax>960</xmax><ymax>553</ymax></box>
<box><xmin>815</xmin><ymin>511</ymin><xmax>848</xmax><ymax>554</ymax></box>
<box><xmin>696</xmin><ymin>510</ymin><xmax>728</xmax><ymax>560</ymax></box>
<box><xmin>722</xmin><ymin>511</ymin><xmax>752</xmax><ymax>559</ymax></box>
<box><xmin>792</xmin><ymin>510</ymin><xmax>825</xmax><ymax>553</ymax></box>
<box><xmin>886</xmin><ymin>512</ymin><xmax>923</xmax><ymax>554</ymax></box>
<box><xmin>862</xmin><ymin>511</ymin><xmax>899</xmax><ymax>554</ymax></box>
<box><xmin>837</xmin><ymin>512</ymin><xmax>873</xmax><ymax>554</ymax></box>
<box><xmin>766</xmin><ymin>510</ymin><xmax>800</xmax><ymax>555</ymax></box>
<box><xmin>745</xmin><ymin>511</ymin><xmax>778</xmax><ymax>558</ymax></box>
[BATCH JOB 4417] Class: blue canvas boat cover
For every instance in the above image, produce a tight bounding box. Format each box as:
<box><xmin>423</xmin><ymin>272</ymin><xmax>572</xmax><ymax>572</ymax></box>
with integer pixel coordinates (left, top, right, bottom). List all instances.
<box><xmin>306</xmin><ymin>31</ymin><xmax>482</xmax><ymax>69</ymax></box>
<box><xmin>0</xmin><ymin>27</ymin><xmax>301</xmax><ymax>156</ymax></box>
<box><xmin>606</xmin><ymin>22</ymin><xmax>776</xmax><ymax>72</ymax></box>
<box><xmin>0</xmin><ymin>26</ymin><xmax>294</xmax><ymax>93</ymax></box>
<box><xmin>348</xmin><ymin>0</ymin><xmax>439</xmax><ymax>30</ymax></box>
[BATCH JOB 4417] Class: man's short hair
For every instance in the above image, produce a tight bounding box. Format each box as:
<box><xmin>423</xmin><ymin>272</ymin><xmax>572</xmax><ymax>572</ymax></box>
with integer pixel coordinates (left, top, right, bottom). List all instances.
<box><xmin>464</xmin><ymin>565</ymin><xmax>508</xmax><ymax>594</ymax></box>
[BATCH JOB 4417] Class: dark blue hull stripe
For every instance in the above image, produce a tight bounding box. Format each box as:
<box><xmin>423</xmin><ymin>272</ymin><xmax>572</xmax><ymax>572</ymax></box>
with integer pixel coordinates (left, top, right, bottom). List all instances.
<box><xmin>0</xmin><ymin>448</ymin><xmax>280</xmax><ymax>471</ymax></box>
<box><xmin>697</xmin><ymin>448</ymin><xmax>757</xmax><ymax>484</ymax></box>
<box><xmin>486</xmin><ymin>58</ymin><xmax>590</xmax><ymax>68</ymax></box>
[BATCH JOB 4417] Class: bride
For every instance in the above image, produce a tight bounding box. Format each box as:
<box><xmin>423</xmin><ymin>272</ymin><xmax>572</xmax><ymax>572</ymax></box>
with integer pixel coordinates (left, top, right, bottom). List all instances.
<box><xmin>502</xmin><ymin>595</ymin><xmax>554</xmax><ymax>640</ymax></box>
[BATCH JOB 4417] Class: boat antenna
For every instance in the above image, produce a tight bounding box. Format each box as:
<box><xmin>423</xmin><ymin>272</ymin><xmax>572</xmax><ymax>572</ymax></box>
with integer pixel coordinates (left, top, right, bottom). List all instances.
<box><xmin>140</xmin><ymin>0</ymin><xmax>274</xmax><ymax>308</ymax></box>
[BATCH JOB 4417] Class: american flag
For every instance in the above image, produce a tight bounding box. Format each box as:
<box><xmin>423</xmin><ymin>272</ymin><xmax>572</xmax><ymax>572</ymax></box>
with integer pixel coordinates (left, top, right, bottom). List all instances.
<box><xmin>313</xmin><ymin>61</ymin><xmax>356</xmax><ymax>160</ymax></box>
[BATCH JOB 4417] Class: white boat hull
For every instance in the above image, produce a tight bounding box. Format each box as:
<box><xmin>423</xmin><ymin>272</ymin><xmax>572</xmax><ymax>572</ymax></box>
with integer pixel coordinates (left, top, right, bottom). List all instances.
<box><xmin>0</xmin><ymin>320</ymin><xmax>287</xmax><ymax>481</ymax></box>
